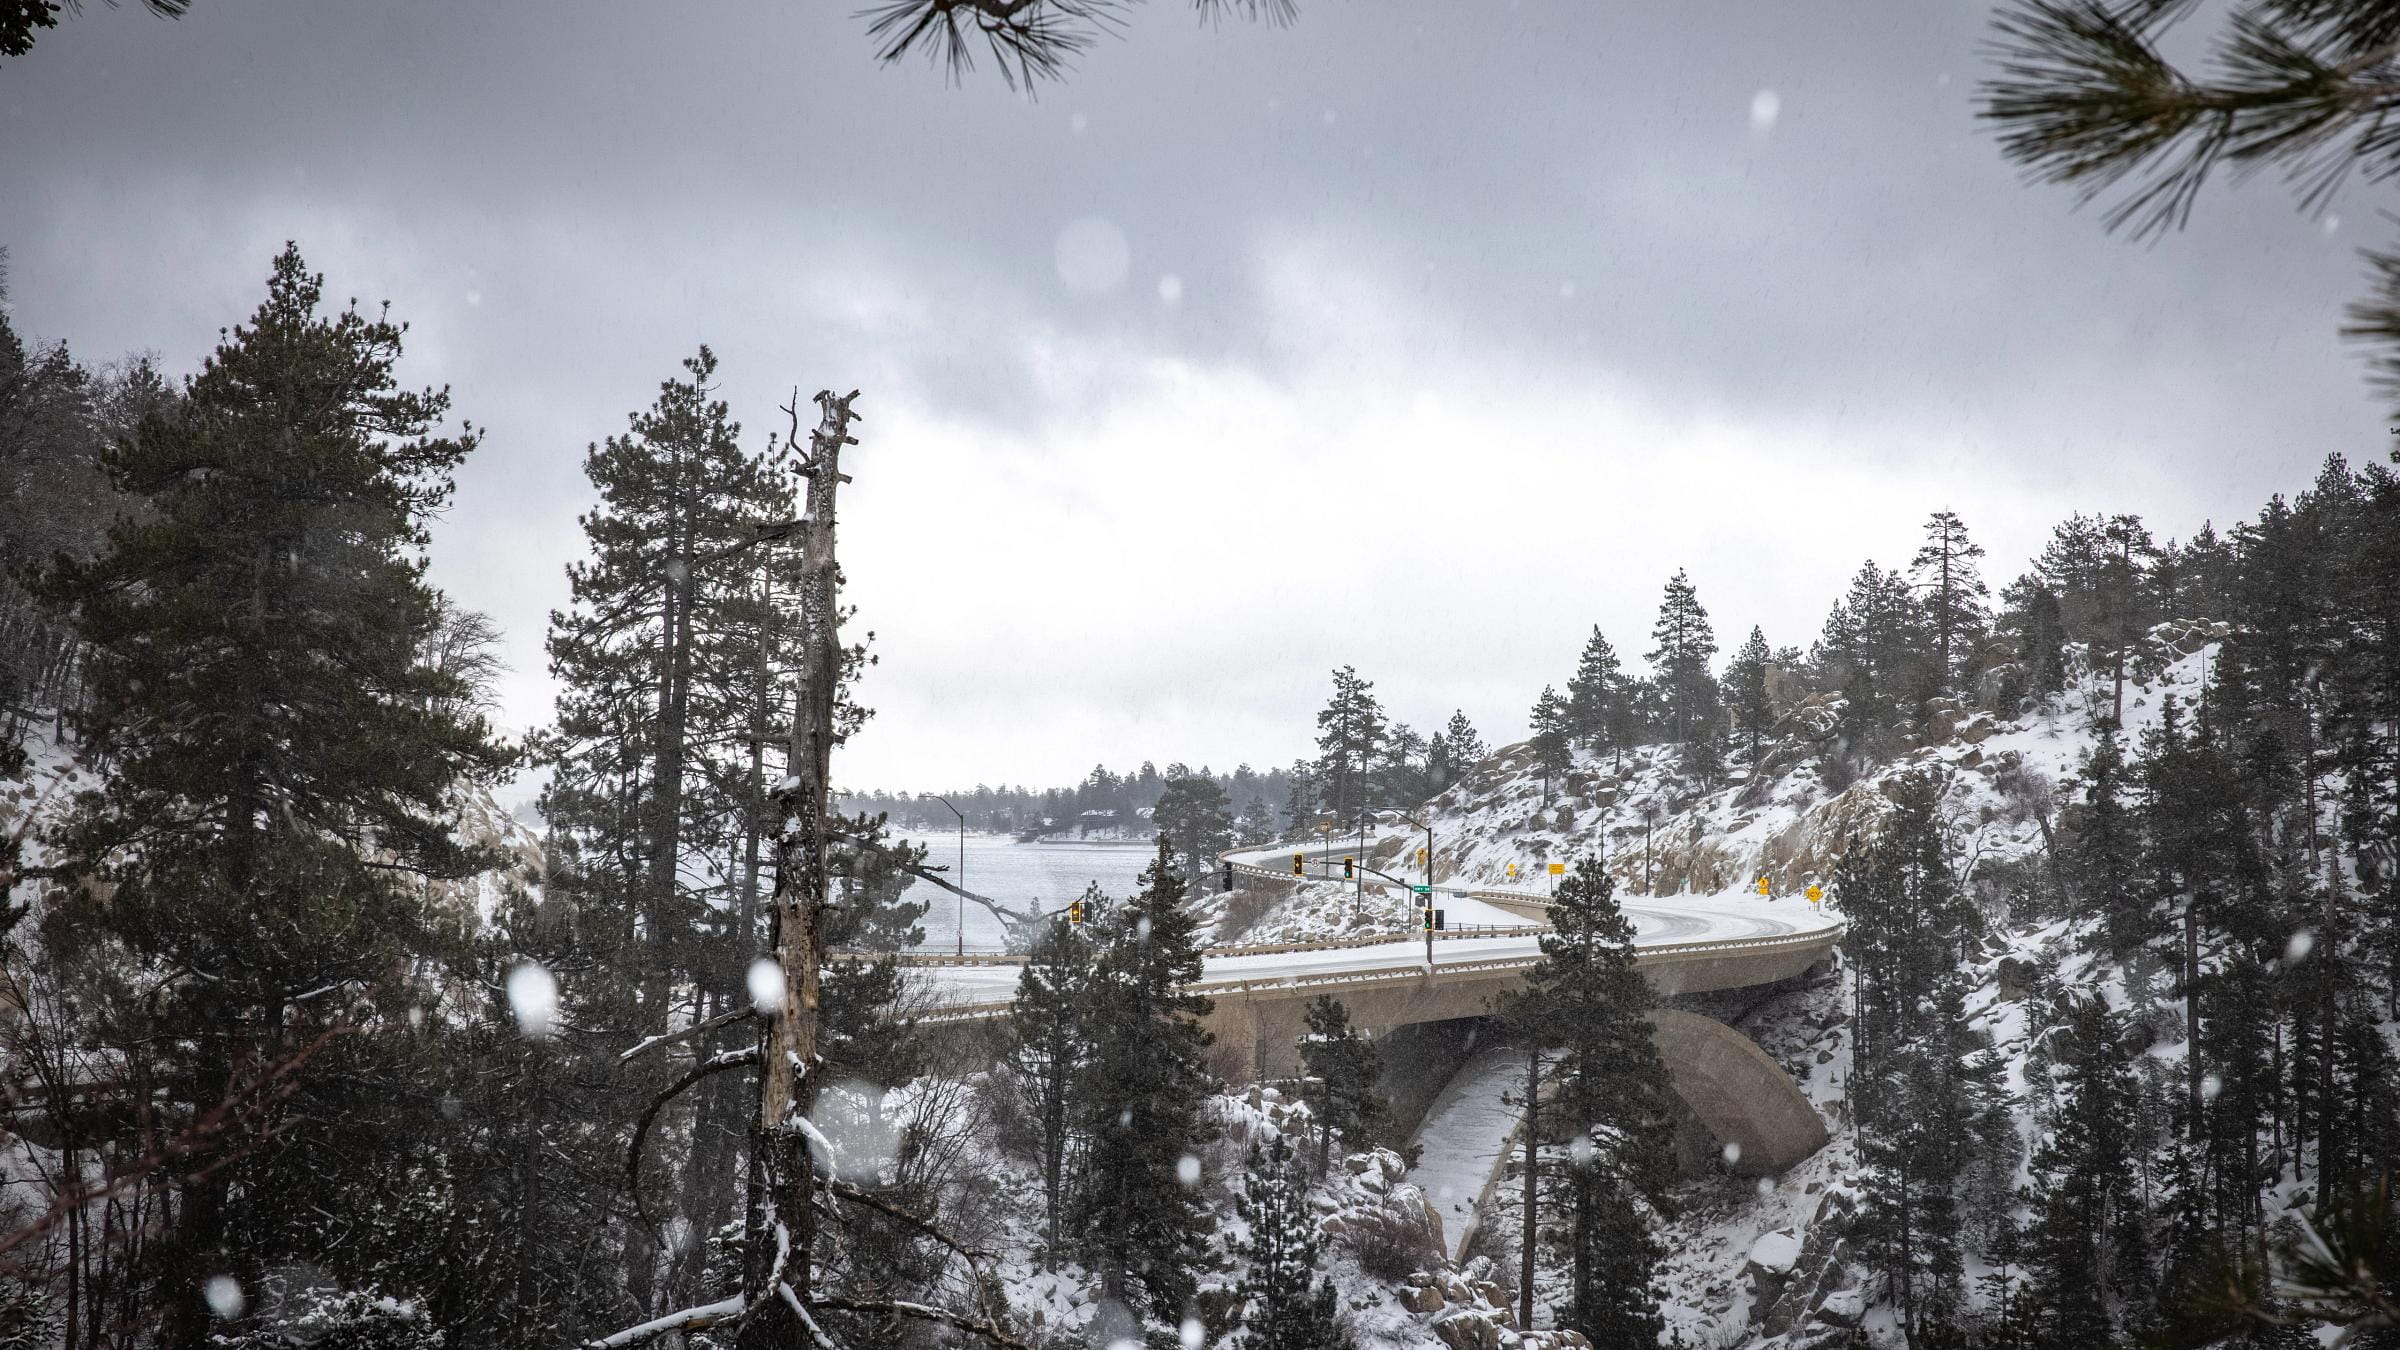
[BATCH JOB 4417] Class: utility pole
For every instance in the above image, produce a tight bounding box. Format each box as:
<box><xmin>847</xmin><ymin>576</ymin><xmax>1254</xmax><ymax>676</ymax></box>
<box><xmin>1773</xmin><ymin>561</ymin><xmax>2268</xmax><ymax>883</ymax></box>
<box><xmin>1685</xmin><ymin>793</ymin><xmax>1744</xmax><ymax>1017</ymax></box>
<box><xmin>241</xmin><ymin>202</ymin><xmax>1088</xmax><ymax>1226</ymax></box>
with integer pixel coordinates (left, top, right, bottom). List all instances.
<box><xmin>742</xmin><ymin>388</ymin><xmax>861</xmax><ymax>1345</ymax></box>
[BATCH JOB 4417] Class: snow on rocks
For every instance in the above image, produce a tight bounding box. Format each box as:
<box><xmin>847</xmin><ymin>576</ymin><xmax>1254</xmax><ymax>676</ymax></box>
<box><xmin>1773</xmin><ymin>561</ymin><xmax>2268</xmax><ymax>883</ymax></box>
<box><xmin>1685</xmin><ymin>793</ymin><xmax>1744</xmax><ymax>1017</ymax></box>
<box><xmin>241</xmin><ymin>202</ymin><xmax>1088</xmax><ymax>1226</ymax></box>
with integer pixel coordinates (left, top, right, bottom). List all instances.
<box><xmin>1744</xmin><ymin>1228</ymin><xmax>1801</xmax><ymax>1279</ymax></box>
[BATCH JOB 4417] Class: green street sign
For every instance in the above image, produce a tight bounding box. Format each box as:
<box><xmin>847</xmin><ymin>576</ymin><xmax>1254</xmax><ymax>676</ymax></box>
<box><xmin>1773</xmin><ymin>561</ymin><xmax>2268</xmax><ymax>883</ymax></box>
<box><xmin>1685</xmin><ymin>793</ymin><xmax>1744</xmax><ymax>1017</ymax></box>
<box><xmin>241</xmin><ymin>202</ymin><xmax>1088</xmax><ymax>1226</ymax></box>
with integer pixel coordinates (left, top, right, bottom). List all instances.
<box><xmin>1411</xmin><ymin>885</ymin><xmax>1432</xmax><ymax>895</ymax></box>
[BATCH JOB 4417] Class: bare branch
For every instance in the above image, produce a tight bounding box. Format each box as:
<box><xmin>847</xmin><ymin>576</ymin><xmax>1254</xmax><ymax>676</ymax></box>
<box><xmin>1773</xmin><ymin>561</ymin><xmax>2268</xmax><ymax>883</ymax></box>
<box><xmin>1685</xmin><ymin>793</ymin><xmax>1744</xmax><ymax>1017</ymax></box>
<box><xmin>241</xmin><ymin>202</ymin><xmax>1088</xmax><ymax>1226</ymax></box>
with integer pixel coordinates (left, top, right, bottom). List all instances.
<box><xmin>619</xmin><ymin>1004</ymin><xmax>757</xmax><ymax>1064</ymax></box>
<box><xmin>624</xmin><ymin>1046</ymin><xmax>760</xmax><ymax>1228</ymax></box>
<box><xmin>581</xmin><ymin>1294</ymin><xmax>748</xmax><ymax>1349</ymax></box>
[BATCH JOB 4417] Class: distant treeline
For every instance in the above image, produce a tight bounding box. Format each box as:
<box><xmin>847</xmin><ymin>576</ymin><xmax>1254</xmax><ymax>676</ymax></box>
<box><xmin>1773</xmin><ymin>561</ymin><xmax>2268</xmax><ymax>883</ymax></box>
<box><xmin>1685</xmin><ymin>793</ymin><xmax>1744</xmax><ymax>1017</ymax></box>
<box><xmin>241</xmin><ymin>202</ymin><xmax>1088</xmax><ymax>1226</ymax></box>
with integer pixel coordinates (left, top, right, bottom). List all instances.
<box><xmin>842</xmin><ymin>761</ymin><xmax>1298</xmax><ymax>840</ymax></box>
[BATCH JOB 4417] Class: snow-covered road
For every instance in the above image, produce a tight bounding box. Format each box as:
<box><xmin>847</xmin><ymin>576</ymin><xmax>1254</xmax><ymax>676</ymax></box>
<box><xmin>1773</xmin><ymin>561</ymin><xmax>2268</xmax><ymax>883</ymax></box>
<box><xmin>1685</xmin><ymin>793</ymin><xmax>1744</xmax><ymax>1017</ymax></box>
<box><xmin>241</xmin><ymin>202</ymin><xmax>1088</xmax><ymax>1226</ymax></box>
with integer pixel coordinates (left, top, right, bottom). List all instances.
<box><xmin>901</xmin><ymin>845</ymin><xmax>1839</xmax><ymax>1016</ymax></box>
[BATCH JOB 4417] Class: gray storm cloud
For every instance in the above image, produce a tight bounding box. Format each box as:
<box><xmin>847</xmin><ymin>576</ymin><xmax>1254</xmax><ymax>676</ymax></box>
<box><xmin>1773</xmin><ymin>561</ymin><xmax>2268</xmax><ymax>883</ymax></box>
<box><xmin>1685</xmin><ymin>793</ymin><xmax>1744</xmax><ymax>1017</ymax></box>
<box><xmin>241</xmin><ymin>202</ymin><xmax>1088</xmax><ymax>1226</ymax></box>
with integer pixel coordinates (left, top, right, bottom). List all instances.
<box><xmin>1</xmin><ymin>0</ymin><xmax>2380</xmax><ymax>788</ymax></box>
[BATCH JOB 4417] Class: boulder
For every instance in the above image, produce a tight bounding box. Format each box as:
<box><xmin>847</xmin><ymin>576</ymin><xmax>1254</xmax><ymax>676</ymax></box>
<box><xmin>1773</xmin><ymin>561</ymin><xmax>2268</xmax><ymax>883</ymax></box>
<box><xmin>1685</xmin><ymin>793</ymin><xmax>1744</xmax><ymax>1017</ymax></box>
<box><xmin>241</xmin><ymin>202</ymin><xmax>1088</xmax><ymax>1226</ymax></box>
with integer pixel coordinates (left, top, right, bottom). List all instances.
<box><xmin>1399</xmin><ymin>1283</ymin><xmax>1446</xmax><ymax>1315</ymax></box>
<box><xmin>1996</xmin><ymin>956</ymin><xmax>2036</xmax><ymax>1002</ymax></box>
<box><xmin>1816</xmin><ymin>1290</ymin><xmax>1866</xmax><ymax>1327</ymax></box>
<box><xmin>1746</xmin><ymin>1229</ymin><xmax>1802</xmax><ymax>1278</ymax></box>
<box><xmin>1431</xmin><ymin>1313</ymin><xmax>1501</xmax><ymax>1350</ymax></box>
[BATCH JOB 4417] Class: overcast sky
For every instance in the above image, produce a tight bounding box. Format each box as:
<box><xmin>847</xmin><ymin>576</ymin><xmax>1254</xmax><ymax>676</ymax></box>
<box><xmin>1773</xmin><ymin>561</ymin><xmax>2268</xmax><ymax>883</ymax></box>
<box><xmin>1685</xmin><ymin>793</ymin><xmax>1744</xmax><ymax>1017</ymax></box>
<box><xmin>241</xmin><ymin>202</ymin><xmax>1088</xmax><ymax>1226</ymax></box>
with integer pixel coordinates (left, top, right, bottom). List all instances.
<box><xmin>2</xmin><ymin>0</ymin><xmax>2384</xmax><ymax>796</ymax></box>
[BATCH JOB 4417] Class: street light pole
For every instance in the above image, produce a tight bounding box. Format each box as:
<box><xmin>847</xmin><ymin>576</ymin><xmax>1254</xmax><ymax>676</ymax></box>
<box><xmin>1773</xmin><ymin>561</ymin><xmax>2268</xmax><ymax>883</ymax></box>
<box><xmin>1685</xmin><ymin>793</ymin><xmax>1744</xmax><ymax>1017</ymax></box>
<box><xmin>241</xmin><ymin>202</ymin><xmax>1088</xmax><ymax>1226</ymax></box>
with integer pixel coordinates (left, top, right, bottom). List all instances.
<box><xmin>1355</xmin><ymin>810</ymin><xmax>1366</xmax><ymax>913</ymax></box>
<box><xmin>930</xmin><ymin>793</ymin><xmax>965</xmax><ymax>956</ymax></box>
<box><xmin>1401</xmin><ymin>811</ymin><xmax>1435</xmax><ymax>918</ymax></box>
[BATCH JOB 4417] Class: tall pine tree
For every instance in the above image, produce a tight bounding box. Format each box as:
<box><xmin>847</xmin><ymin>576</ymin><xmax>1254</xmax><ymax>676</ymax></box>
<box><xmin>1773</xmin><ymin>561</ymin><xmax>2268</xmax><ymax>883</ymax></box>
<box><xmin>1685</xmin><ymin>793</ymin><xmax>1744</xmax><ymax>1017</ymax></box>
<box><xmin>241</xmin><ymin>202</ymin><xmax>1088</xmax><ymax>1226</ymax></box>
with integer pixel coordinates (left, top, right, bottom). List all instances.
<box><xmin>1647</xmin><ymin>569</ymin><xmax>1720</xmax><ymax>747</ymax></box>
<box><xmin>1563</xmin><ymin>626</ymin><xmax>1623</xmax><ymax>755</ymax></box>
<box><xmin>1513</xmin><ymin>857</ymin><xmax>1676</xmax><ymax>1347</ymax></box>
<box><xmin>1227</xmin><ymin>1135</ymin><xmax>1355</xmax><ymax>1350</ymax></box>
<box><xmin>31</xmin><ymin>245</ymin><xmax>513</xmax><ymax>1343</ymax></box>
<box><xmin>1075</xmin><ymin>840</ymin><xmax>1218</xmax><ymax>1326</ymax></box>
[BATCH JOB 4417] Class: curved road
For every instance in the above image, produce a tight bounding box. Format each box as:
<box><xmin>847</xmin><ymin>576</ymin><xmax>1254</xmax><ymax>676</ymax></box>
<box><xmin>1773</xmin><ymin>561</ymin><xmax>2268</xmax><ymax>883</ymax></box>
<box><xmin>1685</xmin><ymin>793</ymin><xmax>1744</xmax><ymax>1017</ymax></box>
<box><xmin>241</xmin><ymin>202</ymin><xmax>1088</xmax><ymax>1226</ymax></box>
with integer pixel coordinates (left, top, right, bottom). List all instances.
<box><xmin>901</xmin><ymin>839</ymin><xmax>1841</xmax><ymax>1018</ymax></box>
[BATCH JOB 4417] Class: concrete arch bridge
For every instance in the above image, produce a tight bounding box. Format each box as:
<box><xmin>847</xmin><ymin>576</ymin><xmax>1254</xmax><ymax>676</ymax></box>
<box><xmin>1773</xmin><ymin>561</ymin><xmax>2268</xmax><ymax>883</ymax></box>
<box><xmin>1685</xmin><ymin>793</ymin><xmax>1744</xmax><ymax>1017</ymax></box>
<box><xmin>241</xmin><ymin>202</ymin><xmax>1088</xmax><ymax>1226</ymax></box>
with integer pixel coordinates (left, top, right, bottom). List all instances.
<box><xmin>890</xmin><ymin>843</ymin><xmax>1840</xmax><ymax>1177</ymax></box>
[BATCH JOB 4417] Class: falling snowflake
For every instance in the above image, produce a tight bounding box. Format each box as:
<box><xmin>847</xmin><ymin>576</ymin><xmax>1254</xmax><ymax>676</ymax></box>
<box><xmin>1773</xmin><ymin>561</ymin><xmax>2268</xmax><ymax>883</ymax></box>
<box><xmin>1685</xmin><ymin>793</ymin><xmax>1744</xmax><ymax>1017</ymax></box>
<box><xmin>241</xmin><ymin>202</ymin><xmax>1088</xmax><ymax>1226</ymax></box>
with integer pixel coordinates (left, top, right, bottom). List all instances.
<box><xmin>1750</xmin><ymin>89</ymin><xmax>1781</xmax><ymax>134</ymax></box>
<box><xmin>1176</xmin><ymin>1154</ymin><xmax>1202</xmax><ymax>1187</ymax></box>
<box><xmin>747</xmin><ymin>958</ymin><xmax>786</xmax><ymax>1015</ymax></box>
<box><xmin>203</xmin><ymin>1276</ymin><xmax>245</xmax><ymax>1318</ymax></box>
<box><xmin>507</xmin><ymin>961</ymin><xmax>558</xmax><ymax>1039</ymax></box>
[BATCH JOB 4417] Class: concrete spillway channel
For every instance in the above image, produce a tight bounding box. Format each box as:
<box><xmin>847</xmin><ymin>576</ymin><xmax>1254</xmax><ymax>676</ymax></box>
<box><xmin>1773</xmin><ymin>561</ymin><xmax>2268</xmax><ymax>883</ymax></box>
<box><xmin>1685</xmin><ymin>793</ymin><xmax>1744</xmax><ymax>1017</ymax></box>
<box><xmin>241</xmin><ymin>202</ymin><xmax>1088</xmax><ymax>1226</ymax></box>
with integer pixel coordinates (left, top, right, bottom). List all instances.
<box><xmin>1404</xmin><ymin>1043</ymin><xmax>1532</xmax><ymax>1264</ymax></box>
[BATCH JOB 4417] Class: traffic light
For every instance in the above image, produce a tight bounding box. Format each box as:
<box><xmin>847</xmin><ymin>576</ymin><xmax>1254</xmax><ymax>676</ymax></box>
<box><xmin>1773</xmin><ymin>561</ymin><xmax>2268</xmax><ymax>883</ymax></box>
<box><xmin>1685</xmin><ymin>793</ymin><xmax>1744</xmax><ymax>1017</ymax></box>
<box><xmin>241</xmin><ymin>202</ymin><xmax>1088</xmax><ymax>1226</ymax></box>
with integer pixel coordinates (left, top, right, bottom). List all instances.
<box><xmin>1222</xmin><ymin>861</ymin><xmax>1235</xmax><ymax>892</ymax></box>
<box><xmin>1421</xmin><ymin>907</ymin><xmax>1446</xmax><ymax>932</ymax></box>
<box><xmin>1415</xmin><ymin>847</ymin><xmax>1427</xmax><ymax>867</ymax></box>
<box><xmin>1067</xmin><ymin>899</ymin><xmax>1085</xmax><ymax>926</ymax></box>
<box><xmin>1292</xmin><ymin>852</ymin><xmax>1305</xmax><ymax>876</ymax></box>
<box><xmin>1421</xmin><ymin>906</ymin><xmax>1433</xmax><ymax>932</ymax></box>
<box><xmin>1343</xmin><ymin>856</ymin><xmax>1355</xmax><ymax>879</ymax></box>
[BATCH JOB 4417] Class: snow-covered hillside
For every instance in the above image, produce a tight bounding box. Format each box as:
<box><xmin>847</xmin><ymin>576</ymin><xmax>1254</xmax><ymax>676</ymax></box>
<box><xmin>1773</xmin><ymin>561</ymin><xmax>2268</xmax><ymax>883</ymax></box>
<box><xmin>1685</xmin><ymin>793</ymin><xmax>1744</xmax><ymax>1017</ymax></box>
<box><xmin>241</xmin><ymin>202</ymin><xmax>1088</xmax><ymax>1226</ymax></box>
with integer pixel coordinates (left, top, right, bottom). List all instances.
<box><xmin>1</xmin><ymin>723</ymin><xmax>544</xmax><ymax>929</ymax></box>
<box><xmin>1354</xmin><ymin>622</ymin><xmax>2391</xmax><ymax>1348</ymax></box>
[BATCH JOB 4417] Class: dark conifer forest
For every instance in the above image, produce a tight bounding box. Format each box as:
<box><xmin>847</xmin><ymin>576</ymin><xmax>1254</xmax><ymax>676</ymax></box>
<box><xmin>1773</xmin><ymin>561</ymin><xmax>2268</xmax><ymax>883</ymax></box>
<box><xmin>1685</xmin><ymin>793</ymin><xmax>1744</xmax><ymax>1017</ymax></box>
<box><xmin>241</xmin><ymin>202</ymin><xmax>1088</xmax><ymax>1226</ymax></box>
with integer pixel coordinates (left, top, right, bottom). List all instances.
<box><xmin>8</xmin><ymin>1</ymin><xmax>2400</xmax><ymax>1348</ymax></box>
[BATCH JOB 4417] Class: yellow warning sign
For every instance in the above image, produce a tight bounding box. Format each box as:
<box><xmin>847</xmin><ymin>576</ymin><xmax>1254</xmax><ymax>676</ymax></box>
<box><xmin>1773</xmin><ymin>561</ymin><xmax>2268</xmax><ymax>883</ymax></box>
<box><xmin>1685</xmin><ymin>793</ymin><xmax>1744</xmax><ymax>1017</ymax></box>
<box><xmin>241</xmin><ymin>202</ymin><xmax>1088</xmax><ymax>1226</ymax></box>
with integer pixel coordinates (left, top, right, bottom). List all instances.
<box><xmin>1548</xmin><ymin>862</ymin><xmax>1566</xmax><ymax>876</ymax></box>
<box><xmin>1805</xmin><ymin>884</ymin><xmax>1824</xmax><ymax>905</ymax></box>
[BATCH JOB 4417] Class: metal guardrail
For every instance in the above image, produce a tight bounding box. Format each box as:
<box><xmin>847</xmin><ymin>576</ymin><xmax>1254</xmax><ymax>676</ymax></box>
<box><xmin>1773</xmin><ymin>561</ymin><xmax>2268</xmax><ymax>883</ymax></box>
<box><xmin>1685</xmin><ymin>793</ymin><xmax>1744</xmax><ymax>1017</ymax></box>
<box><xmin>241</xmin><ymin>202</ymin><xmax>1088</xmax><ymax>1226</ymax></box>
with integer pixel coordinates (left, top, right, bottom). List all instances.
<box><xmin>911</xmin><ymin>925</ymin><xmax>1843</xmax><ymax>1020</ymax></box>
<box><xmin>883</xmin><ymin>839</ymin><xmax>1843</xmax><ymax>1017</ymax></box>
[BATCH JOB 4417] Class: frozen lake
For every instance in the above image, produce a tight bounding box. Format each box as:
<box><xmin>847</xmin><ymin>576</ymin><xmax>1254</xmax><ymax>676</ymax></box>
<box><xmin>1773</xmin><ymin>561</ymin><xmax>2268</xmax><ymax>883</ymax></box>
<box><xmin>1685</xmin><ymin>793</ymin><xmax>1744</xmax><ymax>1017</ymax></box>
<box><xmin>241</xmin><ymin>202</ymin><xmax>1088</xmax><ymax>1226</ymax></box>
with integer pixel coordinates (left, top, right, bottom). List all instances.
<box><xmin>892</xmin><ymin>832</ymin><xmax>1160</xmax><ymax>953</ymax></box>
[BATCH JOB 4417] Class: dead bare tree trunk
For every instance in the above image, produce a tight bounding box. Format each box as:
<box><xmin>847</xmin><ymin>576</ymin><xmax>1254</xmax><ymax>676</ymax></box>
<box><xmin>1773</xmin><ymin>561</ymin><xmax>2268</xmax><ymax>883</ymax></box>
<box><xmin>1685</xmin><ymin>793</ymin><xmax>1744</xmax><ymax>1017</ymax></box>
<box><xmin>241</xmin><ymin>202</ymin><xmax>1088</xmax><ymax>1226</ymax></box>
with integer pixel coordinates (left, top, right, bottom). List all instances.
<box><xmin>740</xmin><ymin>389</ymin><xmax>860</xmax><ymax>1345</ymax></box>
<box><xmin>1518</xmin><ymin>1046</ymin><xmax>1538</xmax><ymax>1332</ymax></box>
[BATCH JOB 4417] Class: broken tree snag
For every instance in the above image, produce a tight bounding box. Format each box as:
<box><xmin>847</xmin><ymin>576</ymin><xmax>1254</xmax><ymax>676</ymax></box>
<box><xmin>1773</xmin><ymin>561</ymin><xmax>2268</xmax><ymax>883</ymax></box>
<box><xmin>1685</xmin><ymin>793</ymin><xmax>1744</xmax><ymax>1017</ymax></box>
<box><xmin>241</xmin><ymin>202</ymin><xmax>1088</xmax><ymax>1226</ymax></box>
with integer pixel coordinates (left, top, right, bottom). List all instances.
<box><xmin>740</xmin><ymin>388</ymin><xmax>862</xmax><ymax>1348</ymax></box>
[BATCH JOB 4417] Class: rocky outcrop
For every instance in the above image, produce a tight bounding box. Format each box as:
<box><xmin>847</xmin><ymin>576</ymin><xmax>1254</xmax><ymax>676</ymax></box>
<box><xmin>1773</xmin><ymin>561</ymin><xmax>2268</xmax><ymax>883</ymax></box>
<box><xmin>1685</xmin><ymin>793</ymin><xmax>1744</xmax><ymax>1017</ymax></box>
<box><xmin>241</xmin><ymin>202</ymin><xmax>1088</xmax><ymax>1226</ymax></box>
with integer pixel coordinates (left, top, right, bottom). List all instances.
<box><xmin>1752</xmin><ymin>1188</ymin><xmax>1861</xmax><ymax>1340</ymax></box>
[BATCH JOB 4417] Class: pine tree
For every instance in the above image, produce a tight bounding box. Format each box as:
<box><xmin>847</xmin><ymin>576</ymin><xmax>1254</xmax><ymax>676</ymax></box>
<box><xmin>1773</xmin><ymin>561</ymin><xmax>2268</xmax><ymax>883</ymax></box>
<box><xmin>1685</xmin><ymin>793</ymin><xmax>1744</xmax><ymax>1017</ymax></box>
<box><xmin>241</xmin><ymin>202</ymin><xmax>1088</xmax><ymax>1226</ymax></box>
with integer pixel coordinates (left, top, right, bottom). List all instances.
<box><xmin>1012</xmin><ymin>909</ymin><xmax>1093</xmax><ymax>1261</ymax></box>
<box><xmin>30</xmin><ymin>245</ymin><xmax>513</xmax><ymax>1342</ymax></box>
<box><xmin>1282</xmin><ymin>758</ymin><xmax>1319</xmax><ymax>836</ymax></box>
<box><xmin>1910</xmin><ymin>510</ymin><xmax>1990</xmax><ymax>694</ymax></box>
<box><xmin>1563</xmin><ymin>627</ymin><xmax>1623</xmax><ymax>754</ymax></box>
<box><xmin>1375</xmin><ymin>721</ymin><xmax>1431</xmax><ymax>809</ymax></box>
<box><xmin>1441</xmin><ymin>709</ymin><xmax>1488</xmax><ymax>781</ymax></box>
<box><xmin>1815</xmin><ymin>560</ymin><xmax>1929</xmax><ymax>757</ymax></box>
<box><xmin>1724</xmin><ymin>625</ymin><xmax>1774</xmax><ymax>764</ymax></box>
<box><xmin>1998</xmin><ymin>576</ymin><xmax>2068</xmax><ymax>710</ymax></box>
<box><xmin>1154</xmin><ymin>772</ymin><xmax>1233</xmax><ymax>896</ymax></box>
<box><xmin>1313</xmin><ymin>666</ymin><xmax>1387</xmax><ymax>829</ymax></box>
<box><xmin>2067</xmin><ymin>720</ymin><xmax>2147</xmax><ymax>959</ymax></box>
<box><xmin>1647</xmin><ymin>570</ymin><xmax>1720</xmax><ymax>745</ymax></box>
<box><xmin>1227</xmin><ymin>1135</ymin><xmax>1355</xmax><ymax>1350</ymax></box>
<box><xmin>533</xmin><ymin>346</ymin><xmax>800</xmax><ymax>1307</ymax></box>
<box><xmin>2036</xmin><ymin>513</ymin><xmax>2159</xmax><ymax>724</ymax></box>
<box><xmin>1835</xmin><ymin>772</ymin><xmax>1994</xmax><ymax>1340</ymax></box>
<box><xmin>2021</xmin><ymin>996</ymin><xmax>2144</xmax><ymax>1348</ymax></box>
<box><xmin>1075</xmin><ymin>839</ymin><xmax>1218</xmax><ymax>1325</ymax></box>
<box><xmin>1513</xmin><ymin>857</ymin><xmax>1675</xmax><ymax>1347</ymax></box>
<box><xmin>1297</xmin><ymin>996</ymin><xmax>1390</xmax><ymax>1175</ymax></box>
<box><xmin>1527</xmin><ymin>685</ymin><xmax>1571</xmax><ymax>800</ymax></box>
